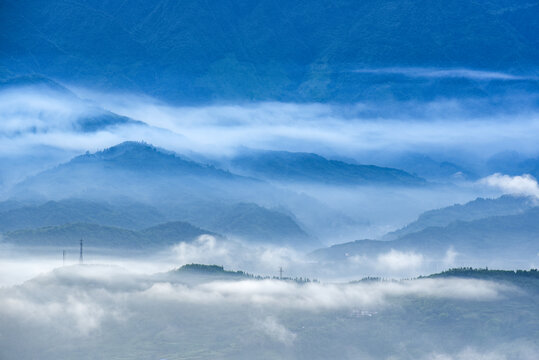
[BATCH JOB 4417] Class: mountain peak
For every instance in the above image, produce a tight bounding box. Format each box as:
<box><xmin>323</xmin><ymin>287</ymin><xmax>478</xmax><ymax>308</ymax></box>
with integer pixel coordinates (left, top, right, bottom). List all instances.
<box><xmin>0</xmin><ymin>75</ymin><xmax>73</xmax><ymax>96</ymax></box>
<box><xmin>73</xmin><ymin>141</ymin><xmax>178</xmax><ymax>163</ymax></box>
<box><xmin>101</xmin><ymin>141</ymin><xmax>170</xmax><ymax>156</ymax></box>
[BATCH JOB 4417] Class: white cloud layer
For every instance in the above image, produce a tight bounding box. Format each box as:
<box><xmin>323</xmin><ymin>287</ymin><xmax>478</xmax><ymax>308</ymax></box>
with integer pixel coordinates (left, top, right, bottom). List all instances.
<box><xmin>171</xmin><ymin>235</ymin><xmax>312</xmax><ymax>277</ymax></box>
<box><xmin>0</xmin><ymin>265</ymin><xmax>510</xmax><ymax>331</ymax></box>
<box><xmin>480</xmin><ymin>173</ymin><xmax>539</xmax><ymax>198</ymax></box>
<box><xmin>0</xmin><ymin>264</ymin><xmax>531</xmax><ymax>359</ymax></box>
<box><xmin>89</xmin><ymin>95</ymin><xmax>539</xmax><ymax>157</ymax></box>
<box><xmin>2</xmin><ymin>86</ymin><xmax>539</xmax><ymax>159</ymax></box>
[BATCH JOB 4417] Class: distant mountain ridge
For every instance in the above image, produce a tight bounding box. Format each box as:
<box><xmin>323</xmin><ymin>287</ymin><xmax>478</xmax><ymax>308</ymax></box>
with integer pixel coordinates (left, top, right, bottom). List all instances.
<box><xmin>8</xmin><ymin>142</ymin><xmax>424</xmax><ymax>246</ymax></box>
<box><xmin>2</xmin><ymin>221</ymin><xmax>220</xmax><ymax>248</ymax></box>
<box><xmin>0</xmin><ymin>198</ymin><xmax>310</xmax><ymax>245</ymax></box>
<box><xmin>312</xmin><ymin>195</ymin><xmax>539</xmax><ymax>262</ymax></box>
<box><xmin>12</xmin><ymin>141</ymin><xmax>251</xmax><ymax>202</ymax></box>
<box><xmin>195</xmin><ymin>202</ymin><xmax>309</xmax><ymax>243</ymax></box>
<box><xmin>486</xmin><ymin>151</ymin><xmax>539</xmax><ymax>180</ymax></box>
<box><xmin>0</xmin><ymin>75</ymin><xmax>145</xmax><ymax>133</ymax></box>
<box><xmin>69</xmin><ymin>141</ymin><xmax>235</xmax><ymax>177</ymax></box>
<box><xmin>0</xmin><ymin>75</ymin><xmax>75</xmax><ymax>96</ymax></box>
<box><xmin>0</xmin><ymin>199</ymin><xmax>166</xmax><ymax>231</ymax></box>
<box><xmin>376</xmin><ymin>153</ymin><xmax>476</xmax><ymax>181</ymax></box>
<box><xmin>383</xmin><ymin>195</ymin><xmax>535</xmax><ymax>240</ymax></box>
<box><xmin>229</xmin><ymin>150</ymin><xmax>424</xmax><ymax>185</ymax></box>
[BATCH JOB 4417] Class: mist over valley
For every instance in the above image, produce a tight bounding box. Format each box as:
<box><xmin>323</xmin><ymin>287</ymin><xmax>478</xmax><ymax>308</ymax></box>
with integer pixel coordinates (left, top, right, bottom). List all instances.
<box><xmin>1</xmin><ymin>1</ymin><xmax>539</xmax><ymax>359</ymax></box>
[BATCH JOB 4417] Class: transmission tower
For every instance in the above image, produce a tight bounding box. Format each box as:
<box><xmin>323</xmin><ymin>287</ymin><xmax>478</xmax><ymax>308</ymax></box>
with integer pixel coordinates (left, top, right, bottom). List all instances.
<box><xmin>79</xmin><ymin>239</ymin><xmax>83</xmax><ymax>264</ymax></box>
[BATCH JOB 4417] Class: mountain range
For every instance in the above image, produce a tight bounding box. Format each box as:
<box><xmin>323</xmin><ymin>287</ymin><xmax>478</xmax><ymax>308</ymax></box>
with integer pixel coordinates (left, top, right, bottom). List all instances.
<box><xmin>8</xmin><ymin>141</ymin><xmax>539</xmax><ymax>251</ymax></box>
<box><xmin>4</xmin><ymin>141</ymin><xmax>424</xmax><ymax>244</ymax></box>
<box><xmin>2</xmin><ymin>0</ymin><xmax>538</xmax><ymax>102</ymax></box>
<box><xmin>383</xmin><ymin>195</ymin><xmax>535</xmax><ymax>240</ymax></box>
<box><xmin>312</xmin><ymin>195</ymin><xmax>539</xmax><ymax>263</ymax></box>
<box><xmin>486</xmin><ymin>151</ymin><xmax>539</xmax><ymax>179</ymax></box>
<box><xmin>0</xmin><ymin>198</ymin><xmax>309</xmax><ymax>246</ymax></box>
<box><xmin>2</xmin><ymin>221</ymin><xmax>223</xmax><ymax>249</ymax></box>
<box><xmin>11</xmin><ymin>141</ymin><xmax>250</xmax><ymax>202</ymax></box>
<box><xmin>0</xmin><ymin>199</ymin><xmax>166</xmax><ymax>231</ymax></box>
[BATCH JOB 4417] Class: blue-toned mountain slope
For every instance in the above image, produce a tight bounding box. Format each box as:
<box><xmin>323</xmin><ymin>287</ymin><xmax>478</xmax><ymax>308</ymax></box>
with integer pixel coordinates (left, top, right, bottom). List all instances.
<box><xmin>2</xmin><ymin>0</ymin><xmax>538</xmax><ymax>101</ymax></box>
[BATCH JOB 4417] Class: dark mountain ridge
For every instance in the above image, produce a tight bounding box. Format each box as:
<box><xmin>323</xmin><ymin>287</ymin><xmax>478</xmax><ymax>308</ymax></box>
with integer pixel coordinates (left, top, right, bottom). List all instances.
<box><xmin>229</xmin><ymin>150</ymin><xmax>425</xmax><ymax>185</ymax></box>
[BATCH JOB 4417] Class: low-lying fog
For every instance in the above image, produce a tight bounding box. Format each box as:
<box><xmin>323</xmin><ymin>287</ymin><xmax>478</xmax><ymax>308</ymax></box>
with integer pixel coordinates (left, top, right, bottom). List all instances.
<box><xmin>1</xmin><ymin>262</ymin><xmax>537</xmax><ymax>360</ymax></box>
<box><xmin>2</xmin><ymin>231</ymin><xmax>537</xmax><ymax>288</ymax></box>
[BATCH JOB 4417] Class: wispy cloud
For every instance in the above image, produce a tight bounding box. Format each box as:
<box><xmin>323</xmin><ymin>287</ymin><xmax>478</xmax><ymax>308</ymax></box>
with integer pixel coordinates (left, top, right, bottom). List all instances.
<box><xmin>428</xmin><ymin>343</ymin><xmax>539</xmax><ymax>360</ymax></box>
<box><xmin>376</xmin><ymin>249</ymin><xmax>424</xmax><ymax>271</ymax></box>
<box><xmin>2</xmin><ymin>86</ymin><xmax>539</xmax><ymax>160</ymax></box>
<box><xmin>171</xmin><ymin>235</ymin><xmax>311</xmax><ymax>277</ymax></box>
<box><xmin>354</xmin><ymin>67</ymin><xmax>537</xmax><ymax>81</ymax></box>
<box><xmin>256</xmin><ymin>316</ymin><xmax>297</xmax><ymax>346</ymax></box>
<box><xmin>73</xmin><ymin>91</ymin><xmax>539</xmax><ymax>158</ymax></box>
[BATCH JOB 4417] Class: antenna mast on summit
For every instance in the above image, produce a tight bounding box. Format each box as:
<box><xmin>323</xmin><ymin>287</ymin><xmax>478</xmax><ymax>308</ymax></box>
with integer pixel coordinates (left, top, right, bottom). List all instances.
<box><xmin>279</xmin><ymin>266</ymin><xmax>283</xmax><ymax>280</ymax></box>
<box><xmin>79</xmin><ymin>239</ymin><xmax>83</xmax><ymax>264</ymax></box>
